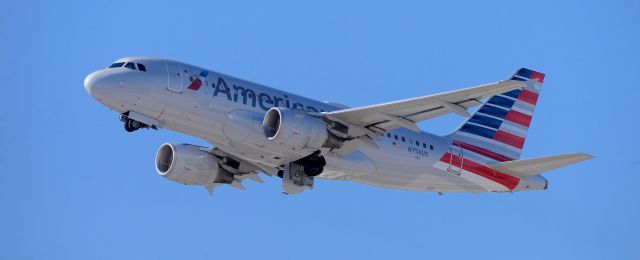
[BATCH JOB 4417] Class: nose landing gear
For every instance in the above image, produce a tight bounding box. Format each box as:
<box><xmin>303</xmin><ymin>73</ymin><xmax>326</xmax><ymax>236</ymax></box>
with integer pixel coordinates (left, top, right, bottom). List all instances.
<box><xmin>124</xmin><ymin>118</ymin><xmax>144</xmax><ymax>132</ymax></box>
<box><xmin>120</xmin><ymin>113</ymin><xmax>148</xmax><ymax>132</ymax></box>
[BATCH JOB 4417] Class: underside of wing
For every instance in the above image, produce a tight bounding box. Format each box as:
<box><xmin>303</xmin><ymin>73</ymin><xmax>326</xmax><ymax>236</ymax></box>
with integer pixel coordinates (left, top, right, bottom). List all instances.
<box><xmin>323</xmin><ymin>80</ymin><xmax>525</xmax><ymax>135</ymax></box>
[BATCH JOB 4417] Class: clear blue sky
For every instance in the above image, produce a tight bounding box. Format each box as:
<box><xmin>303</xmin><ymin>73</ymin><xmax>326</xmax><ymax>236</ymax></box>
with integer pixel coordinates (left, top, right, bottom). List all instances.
<box><xmin>1</xmin><ymin>0</ymin><xmax>639</xmax><ymax>259</ymax></box>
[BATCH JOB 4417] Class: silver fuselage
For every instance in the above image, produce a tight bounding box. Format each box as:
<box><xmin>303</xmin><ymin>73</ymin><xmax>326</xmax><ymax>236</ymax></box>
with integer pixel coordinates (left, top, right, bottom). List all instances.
<box><xmin>84</xmin><ymin>57</ymin><xmax>546</xmax><ymax>193</ymax></box>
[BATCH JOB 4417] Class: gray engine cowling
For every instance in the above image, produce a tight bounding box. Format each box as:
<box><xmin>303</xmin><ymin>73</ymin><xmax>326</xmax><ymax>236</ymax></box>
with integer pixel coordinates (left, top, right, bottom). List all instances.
<box><xmin>263</xmin><ymin>107</ymin><xmax>343</xmax><ymax>150</ymax></box>
<box><xmin>155</xmin><ymin>143</ymin><xmax>233</xmax><ymax>186</ymax></box>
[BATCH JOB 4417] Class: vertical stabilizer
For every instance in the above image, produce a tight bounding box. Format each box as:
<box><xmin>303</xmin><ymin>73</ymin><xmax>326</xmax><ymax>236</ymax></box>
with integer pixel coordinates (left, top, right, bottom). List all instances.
<box><xmin>447</xmin><ymin>68</ymin><xmax>545</xmax><ymax>161</ymax></box>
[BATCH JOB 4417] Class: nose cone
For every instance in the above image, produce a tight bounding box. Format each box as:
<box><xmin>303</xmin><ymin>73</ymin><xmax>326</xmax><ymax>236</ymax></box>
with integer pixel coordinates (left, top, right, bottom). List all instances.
<box><xmin>84</xmin><ymin>70</ymin><xmax>107</xmax><ymax>99</ymax></box>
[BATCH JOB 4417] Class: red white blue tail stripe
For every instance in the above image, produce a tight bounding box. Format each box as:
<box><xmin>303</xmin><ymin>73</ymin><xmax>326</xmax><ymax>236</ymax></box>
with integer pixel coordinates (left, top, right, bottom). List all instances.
<box><xmin>434</xmin><ymin>68</ymin><xmax>545</xmax><ymax>191</ymax></box>
<box><xmin>449</xmin><ymin>68</ymin><xmax>544</xmax><ymax>160</ymax></box>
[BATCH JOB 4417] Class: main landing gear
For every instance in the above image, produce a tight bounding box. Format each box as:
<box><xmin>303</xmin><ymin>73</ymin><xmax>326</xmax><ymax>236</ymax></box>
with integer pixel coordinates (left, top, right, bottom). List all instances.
<box><xmin>120</xmin><ymin>113</ymin><xmax>148</xmax><ymax>132</ymax></box>
<box><xmin>279</xmin><ymin>151</ymin><xmax>326</xmax><ymax>194</ymax></box>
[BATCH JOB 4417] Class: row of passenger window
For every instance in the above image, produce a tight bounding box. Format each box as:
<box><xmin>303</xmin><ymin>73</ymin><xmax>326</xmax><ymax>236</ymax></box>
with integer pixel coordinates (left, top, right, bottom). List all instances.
<box><xmin>382</xmin><ymin>132</ymin><xmax>434</xmax><ymax>150</ymax></box>
<box><xmin>108</xmin><ymin>62</ymin><xmax>147</xmax><ymax>72</ymax></box>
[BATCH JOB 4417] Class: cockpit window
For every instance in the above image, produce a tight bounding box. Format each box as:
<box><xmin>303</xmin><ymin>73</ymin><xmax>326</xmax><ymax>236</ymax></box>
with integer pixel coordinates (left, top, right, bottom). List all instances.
<box><xmin>109</xmin><ymin>62</ymin><xmax>125</xmax><ymax>68</ymax></box>
<box><xmin>124</xmin><ymin>62</ymin><xmax>136</xmax><ymax>70</ymax></box>
<box><xmin>137</xmin><ymin>63</ymin><xmax>147</xmax><ymax>72</ymax></box>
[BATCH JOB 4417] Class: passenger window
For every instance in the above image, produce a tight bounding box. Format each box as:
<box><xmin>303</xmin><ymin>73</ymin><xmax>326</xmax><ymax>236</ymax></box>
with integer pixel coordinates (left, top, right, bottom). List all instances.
<box><xmin>430</xmin><ymin>145</ymin><xmax>434</xmax><ymax>150</ymax></box>
<box><xmin>416</xmin><ymin>141</ymin><xmax>419</xmax><ymax>146</ymax></box>
<box><xmin>401</xmin><ymin>137</ymin><xmax>405</xmax><ymax>142</ymax></box>
<box><xmin>387</xmin><ymin>133</ymin><xmax>391</xmax><ymax>138</ymax></box>
<box><xmin>137</xmin><ymin>63</ymin><xmax>147</xmax><ymax>71</ymax></box>
<box><xmin>422</xmin><ymin>143</ymin><xmax>427</xmax><ymax>148</ymax></box>
<box><xmin>124</xmin><ymin>62</ymin><xmax>135</xmax><ymax>70</ymax></box>
<box><xmin>394</xmin><ymin>135</ymin><xmax>398</xmax><ymax>140</ymax></box>
<box><xmin>109</xmin><ymin>62</ymin><xmax>125</xmax><ymax>68</ymax></box>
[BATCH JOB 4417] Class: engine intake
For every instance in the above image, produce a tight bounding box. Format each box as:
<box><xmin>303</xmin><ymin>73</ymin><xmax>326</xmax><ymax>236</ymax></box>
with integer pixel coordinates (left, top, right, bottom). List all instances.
<box><xmin>263</xmin><ymin>107</ymin><xmax>343</xmax><ymax>150</ymax></box>
<box><xmin>155</xmin><ymin>143</ymin><xmax>233</xmax><ymax>187</ymax></box>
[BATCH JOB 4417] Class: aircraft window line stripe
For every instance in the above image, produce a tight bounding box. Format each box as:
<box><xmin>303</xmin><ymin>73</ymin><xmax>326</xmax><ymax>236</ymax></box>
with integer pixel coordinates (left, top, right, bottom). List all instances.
<box><xmin>468</xmin><ymin>114</ymin><xmax>503</xmax><ymax>129</ymax></box>
<box><xmin>438</xmin><ymin>153</ymin><xmax>520</xmax><ymax>190</ymax></box>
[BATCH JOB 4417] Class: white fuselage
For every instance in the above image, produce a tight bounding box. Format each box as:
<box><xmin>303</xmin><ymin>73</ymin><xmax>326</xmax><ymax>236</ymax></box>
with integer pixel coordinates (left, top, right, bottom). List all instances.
<box><xmin>84</xmin><ymin>57</ymin><xmax>547</xmax><ymax>193</ymax></box>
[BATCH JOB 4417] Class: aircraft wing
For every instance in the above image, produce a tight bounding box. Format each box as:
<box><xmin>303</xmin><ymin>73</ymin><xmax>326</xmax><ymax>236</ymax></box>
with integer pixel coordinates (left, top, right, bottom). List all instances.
<box><xmin>323</xmin><ymin>80</ymin><xmax>525</xmax><ymax>136</ymax></box>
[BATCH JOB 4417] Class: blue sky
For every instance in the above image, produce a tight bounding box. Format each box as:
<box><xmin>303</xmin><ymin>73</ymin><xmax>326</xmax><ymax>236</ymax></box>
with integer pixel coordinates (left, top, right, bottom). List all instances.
<box><xmin>1</xmin><ymin>0</ymin><xmax>639</xmax><ymax>259</ymax></box>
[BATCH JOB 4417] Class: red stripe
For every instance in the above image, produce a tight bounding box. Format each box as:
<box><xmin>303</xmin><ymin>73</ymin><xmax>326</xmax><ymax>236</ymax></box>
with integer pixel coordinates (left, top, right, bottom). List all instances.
<box><xmin>493</xmin><ymin>130</ymin><xmax>525</xmax><ymax>149</ymax></box>
<box><xmin>438</xmin><ymin>153</ymin><xmax>520</xmax><ymax>190</ymax></box>
<box><xmin>504</xmin><ymin>110</ymin><xmax>532</xmax><ymax>127</ymax></box>
<box><xmin>452</xmin><ymin>140</ymin><xmax>513</xmax><ymax>162</ymax></box>
<box><xmin>517</xmin><ymin>89</ymin><xmax>539</xmax><ymax>105</ymax></box>
<box><xmin>530</xmin><ymin>71</ymin><xmax>545</xmax><ymax>83</ymax></box>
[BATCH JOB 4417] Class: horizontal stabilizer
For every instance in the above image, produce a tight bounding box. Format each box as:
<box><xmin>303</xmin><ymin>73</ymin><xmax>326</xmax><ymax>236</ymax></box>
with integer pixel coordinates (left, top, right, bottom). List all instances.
<box><xmin>487</xmin><ymin>153</ymin><xmax>593</xmax><ymax>178</ymax></box>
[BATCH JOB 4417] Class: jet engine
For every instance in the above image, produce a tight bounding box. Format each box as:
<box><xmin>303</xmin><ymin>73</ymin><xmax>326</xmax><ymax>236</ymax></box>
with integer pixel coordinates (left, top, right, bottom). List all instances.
<box><xmin>155</xmin><ymin>143</ymin><xmax>234</xmax><ymax>187</ymax></box>
<box><xmin>263</xmin><ymin>107</ymin><xmax>343</xmax><ymax>151</ymax></box>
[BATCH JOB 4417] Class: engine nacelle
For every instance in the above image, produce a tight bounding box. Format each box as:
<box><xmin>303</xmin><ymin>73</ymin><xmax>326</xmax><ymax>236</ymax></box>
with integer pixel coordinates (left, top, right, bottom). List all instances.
<box><xmin>263</xmin><ymin>107</ymin><xmax>343</xmax><ymax>150</ymax></box>
<box><xmin>155</xmin><ymin>143</ymin><xmax>233</xmax><ymax>187</ymax></box>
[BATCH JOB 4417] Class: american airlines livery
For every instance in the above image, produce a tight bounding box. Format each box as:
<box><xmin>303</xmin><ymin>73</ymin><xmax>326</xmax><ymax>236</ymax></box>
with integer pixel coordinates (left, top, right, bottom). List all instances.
<box><xmin>84</xmin><ymin>57</ymin><xmax>592</xmax><ymax>195</ymax></box>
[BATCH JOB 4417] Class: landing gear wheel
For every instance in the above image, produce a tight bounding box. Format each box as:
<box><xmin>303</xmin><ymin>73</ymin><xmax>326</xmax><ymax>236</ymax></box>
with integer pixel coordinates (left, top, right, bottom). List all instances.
<box><xmin>124</xmin><ymin>119</ymin><xmax>141</xmax><ymax>132</ymax></box>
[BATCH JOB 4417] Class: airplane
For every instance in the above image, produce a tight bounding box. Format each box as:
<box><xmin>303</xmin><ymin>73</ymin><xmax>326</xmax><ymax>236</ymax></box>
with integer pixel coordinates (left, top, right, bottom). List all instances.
<box><xmin>84</xmin><ymin>57</ymin><xmax>592</xmax><ymax>195</ymax></box>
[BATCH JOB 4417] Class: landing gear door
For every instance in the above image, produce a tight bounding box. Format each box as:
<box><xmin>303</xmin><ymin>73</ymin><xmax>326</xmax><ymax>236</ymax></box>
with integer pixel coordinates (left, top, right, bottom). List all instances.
<box><xmin>165</xmin><ymin>60</ymin><xmax>183</xmax><ymax>93</ymax></box>
<box><xmin>281</xmin><ymin>163</ymin><xmax>314</xmax><ymax>195</ymax></box>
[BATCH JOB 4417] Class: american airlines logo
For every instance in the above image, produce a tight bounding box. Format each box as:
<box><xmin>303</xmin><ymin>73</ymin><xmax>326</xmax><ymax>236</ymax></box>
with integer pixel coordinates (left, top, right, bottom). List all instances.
<box><xmin>187</xmin><ymin>71</ymin><xmax>209</xmax><ymax>91</ymax></box>
<box><xmin>187</xmin><ymin>70</ymin><xmax>325</xmax><ymax>113</ymax></box>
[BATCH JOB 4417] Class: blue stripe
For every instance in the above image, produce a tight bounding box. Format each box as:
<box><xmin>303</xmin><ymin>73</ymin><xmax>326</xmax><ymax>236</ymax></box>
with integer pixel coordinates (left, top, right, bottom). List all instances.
<box><xmin>488</xmin><ymin>96</ymin><xmax>516</xmax><ymax>109</ymax></box>
<box><xmin>469</xmin><ymin>114</ymin><xmax>503</xmax><ymax>129</ymax></box>
<box><xmin>502</xmin><ymin>89</ymin><xmax>521</xmax><ymax>99</ymax></box>
<box><xmin>460</xmin><ymin>124</ymin><xmax>496</xmax><ymax>139</ymax></box>
<box><xmin>516</xmin><ymin>68</ymin><xmax>534</xmax><ymax>78</ymax></box>
<box><xmin>199</xmin><ymin>70</ymin><xmax>209</xmax><ymax>77</ymax></box>
<box><xmin>478</xmin><ymin>105</ymin><xmax>508</xmax><ymax>118</ymax></box>
<box><xmin>510</xmin><ymin>77</ymin><xmax>526</xmax><ymax>81</ymax></box>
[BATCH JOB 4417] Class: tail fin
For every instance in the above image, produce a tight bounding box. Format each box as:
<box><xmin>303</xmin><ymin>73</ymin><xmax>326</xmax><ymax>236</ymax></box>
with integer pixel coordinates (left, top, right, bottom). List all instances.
<box><xmin>447</xmin><ymin>68</ymin><xmax>545</xmax><ymax>161</ymax></box>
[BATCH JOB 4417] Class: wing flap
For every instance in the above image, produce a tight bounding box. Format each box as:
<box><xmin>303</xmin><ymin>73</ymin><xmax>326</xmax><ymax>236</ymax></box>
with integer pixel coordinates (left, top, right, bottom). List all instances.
<box><xmin>487</xmin><ymin>153</ymin><xmax>594</xmax><ymax>178</ymax></box>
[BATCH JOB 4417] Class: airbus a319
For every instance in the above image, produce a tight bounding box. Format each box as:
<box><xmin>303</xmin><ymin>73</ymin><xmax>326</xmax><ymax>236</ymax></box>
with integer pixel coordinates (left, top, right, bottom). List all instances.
<box><xmin>84</xmin><ymin>57</ymin><xmax>592</xmax><ymax>195</ymax></box>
